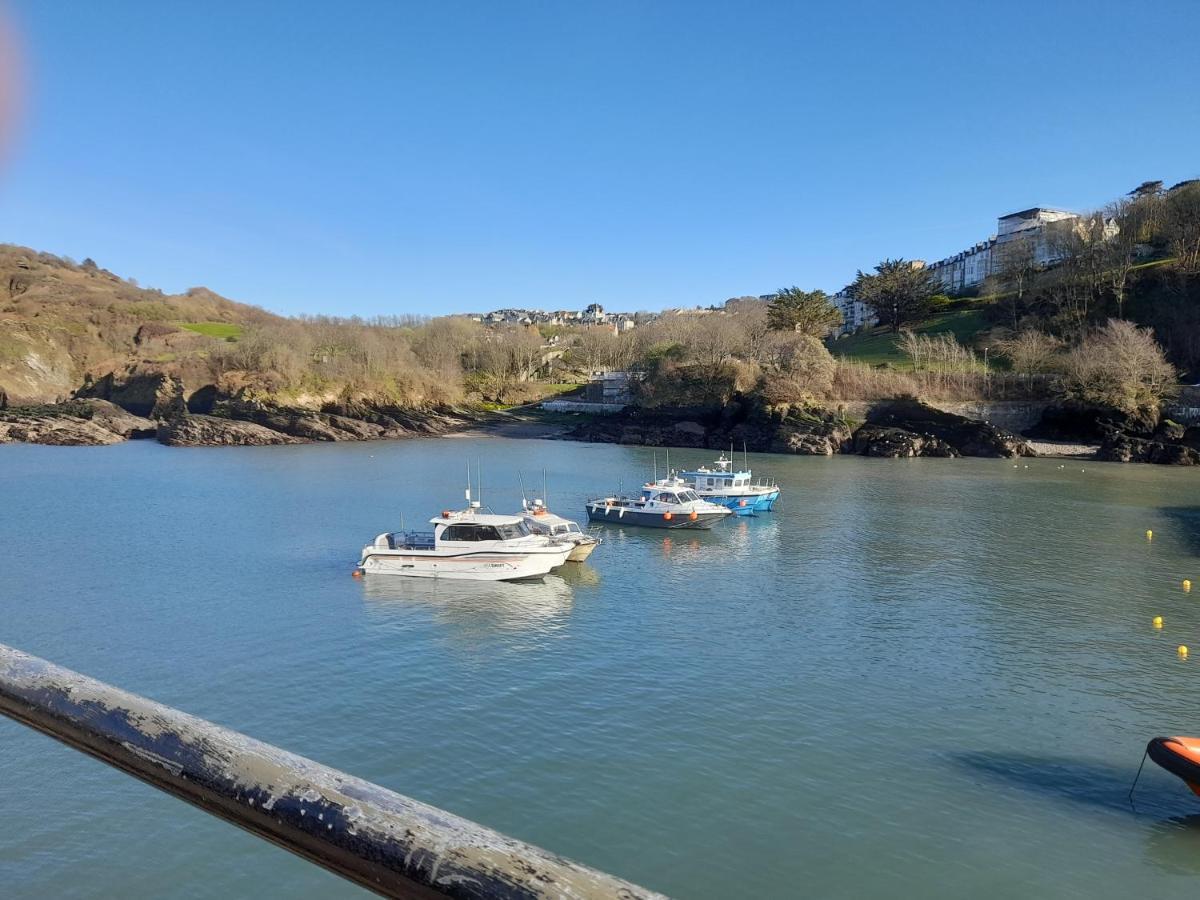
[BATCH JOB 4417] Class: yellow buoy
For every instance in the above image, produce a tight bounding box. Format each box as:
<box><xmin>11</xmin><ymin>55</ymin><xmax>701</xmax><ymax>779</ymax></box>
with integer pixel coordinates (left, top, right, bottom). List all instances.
<box><xmin>1154</xmin><ymin>616</ymin><xmax>1164</xmax><ymax>628</ymax></box>
<box><xmin>1179</xmin><ymin>645</ymin><xmax>1189</xmax><ymax>659</ymax></box>
<box><xmin>1146</xmin><ymin>529</ymin><xmax>1154</xmax><ymax>541</ymax></box>
<box><xmin>1185</xmin><ymin>580</ymin><xmax>1193</xmax><ymax>593</ymax></box>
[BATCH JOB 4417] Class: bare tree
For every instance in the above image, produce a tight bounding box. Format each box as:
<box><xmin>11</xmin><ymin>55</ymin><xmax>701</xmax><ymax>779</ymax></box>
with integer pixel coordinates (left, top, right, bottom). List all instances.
<box><xmin>1060</xmin><ymin>319</ymin><xmax>1177</xmax><ymax>413</ymax></box>
<box><xmin>996</xmin><ymin>330</ymin><xmax>1064</xmax><ymax>376</ymax></box>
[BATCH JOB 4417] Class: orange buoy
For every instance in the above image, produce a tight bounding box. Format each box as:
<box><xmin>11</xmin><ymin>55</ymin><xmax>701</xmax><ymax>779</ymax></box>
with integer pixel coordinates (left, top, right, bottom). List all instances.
<box><xmin>351</xmin><ymin>570</ymin><xmax>362</xmax><ymax>578</ymax></box>
<box><xmin>738</xmin><ymin>499</ymin><xmax>747</xmax><ymax>507</ymax></box>
<box><xmin>663</xmin><ymin>512</ymin><xmax>673</xmax><ymax>521</ymax></box>
<box><xmin>689</xmin><ymin>510</ymin><xmax>699</xmax><ymax>521</ymax></box>
<box><xmin>441</xmin><ymin>510</ymin><xmax>452</xmax><ymax>518</ymax></box>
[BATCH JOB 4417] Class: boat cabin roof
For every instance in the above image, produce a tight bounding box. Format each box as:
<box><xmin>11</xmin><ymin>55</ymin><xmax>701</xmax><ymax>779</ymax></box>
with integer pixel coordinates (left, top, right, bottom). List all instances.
<box><xmin>522</xmin><ymin>510</ymin><xmax>575</xmax><ymax>528</ymax></box>
<box><xmin>682</xmin><ymin>454</ymin><xmax>751</xmax><ymax>479</ymax></box>
<box><xmin>429</xmin><ymin>509</ymin><xmax>524</xmax><ymax>527</ymax></box>
<box><xmin>640</xmin><ymin>480</ymin><xmax>700</xmax><ymax>501</ymax></box>
<box><xmin>682</xmin><ymin>466</ymin><xmax>752</xmax><ymax>479</ymax></box>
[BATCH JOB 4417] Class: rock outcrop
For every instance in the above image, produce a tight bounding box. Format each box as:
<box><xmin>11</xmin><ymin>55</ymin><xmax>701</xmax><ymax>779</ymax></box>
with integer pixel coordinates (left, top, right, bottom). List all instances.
<box><xmin>156</xmin><ymin>415</ymin><xmax>302</xmax><ymax>447</ymax></box>
<box><xmin>1097</xmin><ymin>434</ymin><xmax>1200</xmax><ymax>465</ymax></box>
<box><xmin>0</xmin><ymin>399</ymin><xmax>156</xmax><ymax>446</ymax></box>
<box><xmin>852</xmin><ymin>424</ymin><xmax>958</xmax><ymax>458</ymax></box>
<box><xmin>1031</xmin><ymin>401</ymin><xmax>1199</xmax><ymax>465</ymax></box>
<box><xmin>564</xmin><ymin>402</ymin><xmax>857</xmax><ymax>455</ymax></box>
<box><xmin>77</xmin><ymin>372</ymin><xmax>186</xmax><ymax>419</ymax></box>
<box><xmin>767</xmin><ymin>413</ymin><xmax>854</xmax><ymax>456</ymax></box>
<box><xmin>856</xmin><ymin>400</ymin><xmax>1032</xmax><ymax>458</ymax></box>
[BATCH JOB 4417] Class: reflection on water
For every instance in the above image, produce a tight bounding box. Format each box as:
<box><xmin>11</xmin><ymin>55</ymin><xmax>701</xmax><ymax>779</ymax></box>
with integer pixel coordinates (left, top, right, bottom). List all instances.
<box><xmin>952</xmin><ymin>751</ymin><xmax>1179</xmax><ymax>817</ymax></box>
<box><xmin>556</xmin><ymin>562</ymin><xmax>602</xmax><ymax>587</ymax></box>
<box><xmin>362</xmin><ymin>571</ymin><xmax>576</xmax><ymax>635</ymax></box>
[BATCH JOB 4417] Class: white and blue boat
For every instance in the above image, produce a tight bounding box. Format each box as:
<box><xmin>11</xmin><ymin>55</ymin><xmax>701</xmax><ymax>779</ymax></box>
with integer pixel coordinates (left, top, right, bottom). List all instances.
<box><xmin>586</xmin><ymin>477</ymin><xmax>732</xmax><ymax>529</ymax></box>
<box><xmin>679</xmin><ymin>454</ymin><xmax>781</xmax><ymax>515</ymax></box>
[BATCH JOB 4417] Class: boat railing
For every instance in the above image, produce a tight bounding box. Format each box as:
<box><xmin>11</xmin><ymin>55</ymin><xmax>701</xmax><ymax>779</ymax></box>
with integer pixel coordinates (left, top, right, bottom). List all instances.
<box><xmin>0</xmin><ymin>643</ymin><xmax>664</xmax><ymax>900</ymax></box>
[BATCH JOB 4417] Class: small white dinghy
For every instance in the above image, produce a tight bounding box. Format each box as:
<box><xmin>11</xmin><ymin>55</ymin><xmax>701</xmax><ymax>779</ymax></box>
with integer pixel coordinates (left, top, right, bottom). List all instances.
<box><xmin>358</xmin><ymin>503</ymin><xmax>573</xmax><ymax>582</ymax></box>
<box><xmin>518</xmin><ymin>499</ymin><xmax>600</xmax><ymax>563</ymax></box>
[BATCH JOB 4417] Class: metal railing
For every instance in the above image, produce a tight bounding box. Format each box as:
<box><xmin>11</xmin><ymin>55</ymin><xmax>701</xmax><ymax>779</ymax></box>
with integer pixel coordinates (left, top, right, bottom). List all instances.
<box><xmin>0</xmin><ymin>644</ymin><xmax>664</xmax><ymax>899</ymax></box>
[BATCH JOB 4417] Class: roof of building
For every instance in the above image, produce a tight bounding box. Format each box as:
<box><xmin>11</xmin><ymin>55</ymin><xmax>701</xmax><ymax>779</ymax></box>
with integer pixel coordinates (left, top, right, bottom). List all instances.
<box><xmin>998</xmin><ymin>207</ymin><xmax>1073</xmax><ymax>220</ymax></box>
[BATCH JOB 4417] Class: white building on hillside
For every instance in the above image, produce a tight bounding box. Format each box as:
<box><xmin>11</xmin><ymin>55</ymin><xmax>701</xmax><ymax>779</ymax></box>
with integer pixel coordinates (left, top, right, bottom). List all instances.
<box><xmin>925</xmin><ymin>207</ymin><xmax>1083</xmax><ymax>293</ymax></box>
<box><xmin>832</xmin><ymin>289</ymin><xmax>877</xmax><ymax>335</ymax></box>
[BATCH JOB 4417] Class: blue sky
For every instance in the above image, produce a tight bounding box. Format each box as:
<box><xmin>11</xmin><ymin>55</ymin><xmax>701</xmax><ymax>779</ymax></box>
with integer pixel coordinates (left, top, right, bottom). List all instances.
<box><xmin>0</xmin><ymin>1</ymin><xmax>1197</xmax><ymax>317</ymax></box>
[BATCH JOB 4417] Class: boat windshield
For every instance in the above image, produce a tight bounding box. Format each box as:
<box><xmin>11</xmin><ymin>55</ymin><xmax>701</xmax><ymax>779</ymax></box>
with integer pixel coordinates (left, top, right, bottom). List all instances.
<box><xmin>443</xmin><ymin>521</ymin><xmax>529</xmax><ymax>541</ymax></box>
<box><xmin>679</xmin><ymin>490</ymin><xmax>699</xmax><ymax>502</ymax></box>
<box><xmin>495</xmin><ymin>522</ymin><xmax>530</xmax><ymax>540</ymax></box>
<box><xmin>566</xmin><ymin>523</ymin><xmax>581</xmax><ymax>534</ymax></box>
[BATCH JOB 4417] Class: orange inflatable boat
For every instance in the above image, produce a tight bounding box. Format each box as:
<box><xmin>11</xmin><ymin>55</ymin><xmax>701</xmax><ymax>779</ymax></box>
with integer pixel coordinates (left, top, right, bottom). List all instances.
<box><xmin>1148</xmin><ymin>736</ymin><xmax>1200</xmax><ymax>796</ymax></box>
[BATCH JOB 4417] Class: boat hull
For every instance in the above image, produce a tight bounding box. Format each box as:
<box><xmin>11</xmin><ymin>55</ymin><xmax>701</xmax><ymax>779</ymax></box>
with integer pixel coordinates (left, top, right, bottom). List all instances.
<box><xmin>585</xmin><ymin>503</ymin><xmax>729</xmax><ymax>529</ymax></box>
<box><xmin>567</xmin><ymin>540</ymin><xmax>599</xmax><ymax>562</ymax></box>
<box><xmin>358</xmin><ymin>546</ymin><xmax>572</xmax><ymax>581</ymax></box>
<box><xmin>1148</xmin><ymin>736</ymin><xmax>1200</xmax><ymax>797</ymax></box>
<box><xmin>699</xmin><ymin>488</ymin><xmax>781</xmax><ymax>514</ymax></box>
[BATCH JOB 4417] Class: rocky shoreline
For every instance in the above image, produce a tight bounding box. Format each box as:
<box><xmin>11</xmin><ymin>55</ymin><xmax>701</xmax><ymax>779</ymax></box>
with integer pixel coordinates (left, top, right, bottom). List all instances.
<box><xmin>558</xmin><ymin>397</ymin><xmax>1200</xmax><ymax>465</ymax></box>
<box><xmin>562</xmin><ymin>399</ymin><xmax>1034</xmax><ymax>459</ymax></box>
<box><xmin>2</xmin><ymin>374</ymin><xmax>1197</xmax><ymax>465</ymax></box>
<box><xmin>0</xmin><ymin>375</ymin><xmax>478</xmax><ymax>448</ymax></box>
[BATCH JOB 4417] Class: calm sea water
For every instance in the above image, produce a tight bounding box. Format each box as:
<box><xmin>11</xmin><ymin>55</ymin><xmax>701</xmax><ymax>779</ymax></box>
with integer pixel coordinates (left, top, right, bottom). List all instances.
<box><xmin>2</xmin><ymin>437</ymin><xmax>1200</xmax><ymax>898</ymax></box>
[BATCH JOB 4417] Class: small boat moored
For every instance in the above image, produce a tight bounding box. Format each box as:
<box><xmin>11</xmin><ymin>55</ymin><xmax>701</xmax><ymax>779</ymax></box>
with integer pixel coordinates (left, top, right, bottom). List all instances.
<box><xmin>586</xmin><ymin>477</ymin><xmax>733</xmax><ymax>529</ymax></box>
<box><xmin>519</xmin><ymin>499</ymin><xmax>601</xmax><ymax>562</ymax></box>
<box><xmin>679</xmin><ymin>453</ymin><xmax>780</xmax><ymax>515</ymax></box>
<box><xmin>1147</xmin><ymin>735</ymin><xmax>1200</xmax><ymax>797</ymax></box>
<box><xmin>358</xmin><ymin>504</ymin><xmax>573</xmax><ymax>581</ymax></box>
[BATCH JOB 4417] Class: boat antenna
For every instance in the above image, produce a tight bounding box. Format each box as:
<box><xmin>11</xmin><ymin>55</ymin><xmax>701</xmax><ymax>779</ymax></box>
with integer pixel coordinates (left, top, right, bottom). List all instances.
<box><xmin>543</xmin><ymin>467</ymin><xmax>548</xmax><ymax>510</ymax></box>
<box><xmin>464</xmin><ymin>462</ymin><xmax>471</xmax><ymax>505</ymax></box>
<box><xmin>653</xmin><ymin>451</ymin><xmax>657</xmax><ymax>483</ymax></box>
<box><xmin>665</xmin><ymin>447</ymin><xmax>670</xmax><ymax>478</ymax></box>
<box><xmin>743</xmin><ymin>440</ymin><xmax>749</xmax><ymax>472</ymax></box>
<box><xmin>518</xmin><ymin>471</ymin><xmax>529</xmax><ymax>510</ymax></box>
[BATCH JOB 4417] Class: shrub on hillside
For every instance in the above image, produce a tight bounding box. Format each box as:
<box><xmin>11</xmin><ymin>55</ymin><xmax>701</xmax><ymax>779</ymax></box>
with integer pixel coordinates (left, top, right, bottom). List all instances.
<box><xmin>1059</xmin><ymin>319</ymin><xmax>1177</xmax><ymax>414</ymax></box>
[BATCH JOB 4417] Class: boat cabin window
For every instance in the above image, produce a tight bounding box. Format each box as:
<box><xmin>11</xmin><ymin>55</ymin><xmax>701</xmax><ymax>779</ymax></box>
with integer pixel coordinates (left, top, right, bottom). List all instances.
<box><xmin>442</xmin><ymin>522</ymin><xmax>528</xmax><ymax>541</ymax></box>
<box><xmin>679</xmin><ymin>490</ymin><xmax>699</xmax><ymax>502</ymax></box>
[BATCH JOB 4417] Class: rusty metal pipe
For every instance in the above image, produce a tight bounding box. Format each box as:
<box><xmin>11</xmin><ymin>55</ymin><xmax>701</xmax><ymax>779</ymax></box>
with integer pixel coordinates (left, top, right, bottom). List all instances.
<box><xmin>0</xmin><ymin>644</ymin><xmax>664</xmax><ymax>900</ymax></box>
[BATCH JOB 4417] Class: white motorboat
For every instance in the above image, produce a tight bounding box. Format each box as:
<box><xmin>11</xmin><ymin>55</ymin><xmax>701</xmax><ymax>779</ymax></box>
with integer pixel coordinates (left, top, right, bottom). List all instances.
<box><xmin>358</xmin><ymin>504</ymin><xmax>573</xmax><ymax>581</ymax></box>
<box><xmin>586</xmin><ymin>476</ymin><xmax>733</xmax><ymax>529</ymax></box>
<box><xmin>518</xmin><ymin>499</ymin><xmax>601</xmax><ymax>562</ymax></box>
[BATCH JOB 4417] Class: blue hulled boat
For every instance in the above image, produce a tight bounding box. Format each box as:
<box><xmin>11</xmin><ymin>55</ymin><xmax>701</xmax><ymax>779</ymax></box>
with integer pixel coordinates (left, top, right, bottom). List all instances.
<box><xmin>679</xmin><ymin>454</ymin><xmax>781</xmax><ymax>515</ymax></box>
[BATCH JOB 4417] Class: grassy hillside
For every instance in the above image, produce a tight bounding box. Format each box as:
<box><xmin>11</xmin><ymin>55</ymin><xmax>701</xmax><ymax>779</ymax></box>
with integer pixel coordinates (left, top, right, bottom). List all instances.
<box><xmin>828</xmin><ymin>306</ymin><xmax>993</xmax><ymax>369</ymax></box>
<box><xmin>0</xmin><ymin>245</ymin><xmax>278</xmax><ymax>403</ymax></box>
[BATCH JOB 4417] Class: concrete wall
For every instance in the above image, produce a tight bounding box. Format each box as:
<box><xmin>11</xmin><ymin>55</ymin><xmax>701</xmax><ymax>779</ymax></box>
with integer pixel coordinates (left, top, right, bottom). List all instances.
<box><xmin>542</xmin><ymin>400</ymin><xmax>627</xmax><ymax>414</ymax></box>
